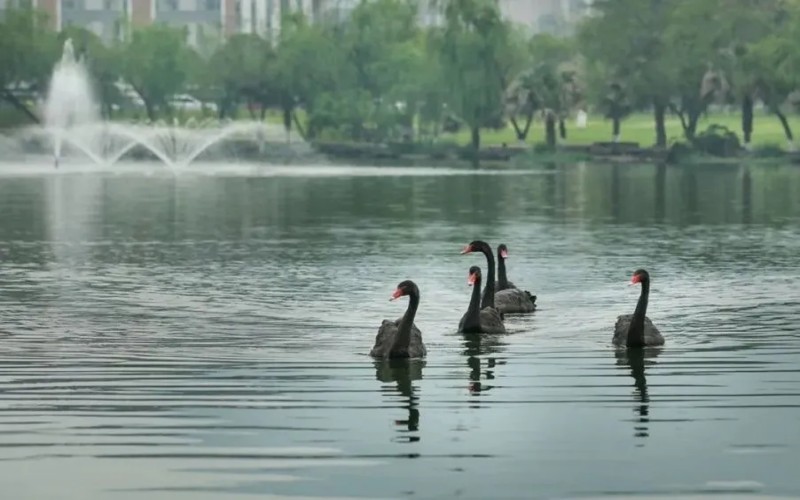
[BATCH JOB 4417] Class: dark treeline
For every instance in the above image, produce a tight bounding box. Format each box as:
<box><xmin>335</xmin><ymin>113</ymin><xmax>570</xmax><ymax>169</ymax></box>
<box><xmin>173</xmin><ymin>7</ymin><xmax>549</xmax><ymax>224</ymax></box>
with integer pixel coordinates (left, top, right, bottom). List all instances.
<box><xmin>2</xmin><ymin>0</ymin><xmax>800</xmax><ymax>151</ymax></box>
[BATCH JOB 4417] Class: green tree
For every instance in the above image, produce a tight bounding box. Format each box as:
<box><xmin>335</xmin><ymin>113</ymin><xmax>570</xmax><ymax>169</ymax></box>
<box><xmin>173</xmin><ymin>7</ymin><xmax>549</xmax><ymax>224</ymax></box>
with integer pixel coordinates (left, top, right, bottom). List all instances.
<box><xmin>208</xmin><ymin>33</ymin><xmax>276</xmax><ymax>120</ymax></box>
<box><xmin>275</xmin><ymin>14</ymin><xmax>347</xmax><ymax>139</ymax></box>
<box><xmin>715</xmin><ymin>0</ymin><xmax>795</xmax><ymax>146</ymax></box>
<box><xmin>0</xmin><ymin>6</ymin><xmax>58</xmax><ymax>123</ymax></box>
<box><xmin>578</xmin><ymin>0</ymin><xmax>675</xmax><ymax>148</ymax></box>
<box><xmin>120</xmin><ymin>24</ymin><xmax>191</xmax><ymax>121</ymax></box>
<box><xmin>664</xmin><ymin>0</ymin><xmax>729</xmax><ymax>141</ymax></box>
<box><xmin>434</xmin><ymin>0</ymin><xmax>517</xmax><ymax>155</ymax></box>
<box><xmin>747</xmin><ymin>13</ymin><xmax>800</xmax><ymax>148</ymax></box>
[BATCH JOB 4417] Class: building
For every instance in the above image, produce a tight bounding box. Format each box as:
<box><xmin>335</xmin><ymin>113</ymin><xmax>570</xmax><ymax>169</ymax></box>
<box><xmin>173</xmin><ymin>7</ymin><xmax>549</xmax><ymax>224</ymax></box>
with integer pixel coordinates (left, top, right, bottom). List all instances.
<box><xmin>0</xmin><ymin>0</ymin><xmax>593</xmax><ymax>46</ymax></box>
<box><xmin>499</xmin><ymin>0</ymin><xmax>592</xmax><ymax>35</ymax></box>
<box><xmin>0</xmin><ymin>0</ymin><xmax>241</xmax><ymax>44</ymax></box>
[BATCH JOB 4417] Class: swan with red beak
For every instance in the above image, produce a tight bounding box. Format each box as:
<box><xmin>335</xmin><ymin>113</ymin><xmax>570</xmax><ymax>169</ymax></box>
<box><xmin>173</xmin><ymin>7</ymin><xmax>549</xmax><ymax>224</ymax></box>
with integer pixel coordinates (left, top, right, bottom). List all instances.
<box><xmin>614</xmin><ymin>269</ymin><xmax>665</xmax><ymax>347</ymax></box>
<box><xmin>371</xmin><ymin>280</ymin><xmax>427</xmax><ymax>359</ymax></box>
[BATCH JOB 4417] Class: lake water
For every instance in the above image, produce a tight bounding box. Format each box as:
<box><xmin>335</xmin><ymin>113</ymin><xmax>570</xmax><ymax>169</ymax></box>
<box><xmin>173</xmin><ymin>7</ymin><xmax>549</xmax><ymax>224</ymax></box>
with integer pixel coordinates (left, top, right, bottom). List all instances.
<box><xmin>0</xmin><ymin>161</ymin><xmax>799</xmax><ymax>500</ymax></box>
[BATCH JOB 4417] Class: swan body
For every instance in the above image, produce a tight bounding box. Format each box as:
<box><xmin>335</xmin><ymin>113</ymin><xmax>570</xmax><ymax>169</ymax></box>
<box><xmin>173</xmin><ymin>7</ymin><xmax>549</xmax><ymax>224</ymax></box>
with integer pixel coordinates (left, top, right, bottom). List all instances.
<box><xmin>371</xmin><ymin>280</ymin><xmax>427</xmax><ymax>359</ymax></box>
<box><xmin>371</xmin><ymin>319</ymin><xmax>426</xmax><ymax>358</ymax></box>
<box><xmin>613</xmin><ymin>269</ymin><xmax>665</xmax><ymax>347</ymax></box>
<box><xmin>458</xmin><ymin>265</ymin><xmax>506</xmax><ymax>334</ymax></box>
<box><xmin>613</xmin><ymin>314</ymin><xmax>663</xmax><ymax>347</ymax></box>
<box><xmin>458</xmin><ymin>307</ymin><xmax>506</xmax><ymax>334</ymax></box>
<box><xmin>496</xmin><ymin>288</ymin><xmax>537</xmax><ymax>314</ymax></box>
<box><xmin>478</xmin><ymin>242</ymin><xmax>537</xmax><ymax>315</ymax></box>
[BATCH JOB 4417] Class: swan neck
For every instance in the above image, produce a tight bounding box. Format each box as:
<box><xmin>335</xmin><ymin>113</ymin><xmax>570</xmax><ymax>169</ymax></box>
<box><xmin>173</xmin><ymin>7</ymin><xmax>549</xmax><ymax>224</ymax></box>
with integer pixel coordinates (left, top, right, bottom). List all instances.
<box><xmin>628</xmin><ymin>280</ymin><xmax>650</xmax><ymax>347</ymax></box>
<box><xmin>480</xmin><ymin>248</ymin><xmax>496</xmax><ymax>309</ymax></box>
<box><xmin>393</xmin><ymin>291</ymin><xmax>419</xmax><ymax>353</ymax></box>
<box><xmin>464</xmin><ymin>277</ymin><xmax>482</xmax><ymax>330</ymax></box>
<box><xmin>497</xmin><ymin>255</ymin><xmax>509</xmax><ymax>289</ymax></box>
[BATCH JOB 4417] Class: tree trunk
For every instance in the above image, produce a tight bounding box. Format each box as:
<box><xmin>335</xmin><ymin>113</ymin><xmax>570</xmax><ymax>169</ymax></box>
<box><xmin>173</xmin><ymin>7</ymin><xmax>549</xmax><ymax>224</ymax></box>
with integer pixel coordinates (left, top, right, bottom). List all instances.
<box><xmin>686</xmin><ymin>110</ymin><xmax>700</xmax><ymax>141</ymax></box>
<box><xmin>469</xmin><ymin>125</ymin><xmax>481</xmax><ymax>166</ymax></box>
<box><xmin>545</xmin><ymin>113</ymin><xmax>557</xmax><ymax>149</ymax></box>
<box><xmin>470</xmin><ymin>125</ymin><xmax>481</xmax><ymax>152</ymax></box>
<box><xmin>654</xmin><ymin>102</ymin><xmax>667</xmax><ymax>148</ymax></box>
<box><xmin>291</xmin><ymin>110</ymin><xmax>307</xmax><ymax>141</ymax></box>
<box><xmin>775</xmin><ymin>110</ymin><xmax>794</xmax><ymax>148</ymax></box>
<box><xmin>281</xmin><ymin>105</ymin><xmax>293</xmax><ymax>143</ymax></box>
<box><xmin>612</xmin><ymin>116</ymin><xmax>621</xmax><ymax>142</ymax></box>
<box><xmin>509</xmin><ymin>116</ymin><xmax>525</xmax><ymax>141</ymax></box>
<box><xmin>1</xmin><ymin>90</ymin><xmax>41</xmax><ymax>124</ymax></box>
<box><xmin>558</xmin><ymin>118</ymin><xmax>567</xmax><ymax>140</ymax></box>
<box><xmin>509</xmin><ymin>111</ymin><xmax>535</xmax><ymax>142</ymax></box>
<box><xmin>144</xmin><ymin>100</ymin><xmax>156</xmax><ymax>122</ymax></box>
<box><xmin>742</xmin><ymin>94</ymin><xmax>753</xmax><ymax>145</ymax></box>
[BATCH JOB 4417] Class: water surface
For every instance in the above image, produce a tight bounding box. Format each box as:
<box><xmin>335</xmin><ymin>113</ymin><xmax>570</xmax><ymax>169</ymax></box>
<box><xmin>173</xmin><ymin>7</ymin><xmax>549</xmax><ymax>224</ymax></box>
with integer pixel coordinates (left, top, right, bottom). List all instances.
<box><xmin>0</xmin><ymin>161</ymin><xmax>799</xmax><ymax>500</ymax></box>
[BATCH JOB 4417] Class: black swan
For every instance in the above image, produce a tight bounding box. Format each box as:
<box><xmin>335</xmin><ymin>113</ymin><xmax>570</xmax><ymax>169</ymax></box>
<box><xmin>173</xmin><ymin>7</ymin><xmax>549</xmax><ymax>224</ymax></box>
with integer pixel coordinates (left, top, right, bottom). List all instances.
<box><xmin>494</xmin><ymin>243</ymin><xmax>537</xmax><ymax>314</ymax></box>
<box><xmin>370</xmin><ymin>280</ymin><xmax>427</xmax><ymax>359</ymax></box>
<box><xmin>458</xmin><ymin>266</ymin><xmax>506</xmax><ymax>334</ymax></box>
<box><xmin>460</xmin><ymin>240</ymin><xmax>500</xmax><ymax>310</ymax></box>
<box><xmin>613</xmin><ymin>269</ymin><xmax>665</xmax><ymax>347</ymax></box>
<box><xmin>495</xmin><ymin>244</ymin><xmax>516</xmax><ymax>290</ymax></box>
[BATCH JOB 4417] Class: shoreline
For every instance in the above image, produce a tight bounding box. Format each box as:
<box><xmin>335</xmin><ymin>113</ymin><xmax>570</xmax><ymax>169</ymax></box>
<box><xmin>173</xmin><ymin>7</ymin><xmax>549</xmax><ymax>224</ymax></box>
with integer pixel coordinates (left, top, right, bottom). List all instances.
<box><xmin>311</xmin><ymin>140</ymin><xmax>800</xmax><ymax>166</ymax></box>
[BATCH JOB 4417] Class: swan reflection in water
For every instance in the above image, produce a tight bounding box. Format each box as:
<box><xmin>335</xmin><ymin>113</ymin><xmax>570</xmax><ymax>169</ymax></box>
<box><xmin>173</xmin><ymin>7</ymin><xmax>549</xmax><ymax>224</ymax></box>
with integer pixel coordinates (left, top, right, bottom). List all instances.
<box><xmin>374</xmin><ymin>359</ymin><xmax>425</xmax><ymax>443</ymax></box>
<box><xmin>462</xmin><ymin>332</ymin><xmax>508</xmax><ymax>400</ymax></box>
<box><xmin>615</xmin><ymin>347</ymin><xmax>662</xmax><ymax>443</ymax></box>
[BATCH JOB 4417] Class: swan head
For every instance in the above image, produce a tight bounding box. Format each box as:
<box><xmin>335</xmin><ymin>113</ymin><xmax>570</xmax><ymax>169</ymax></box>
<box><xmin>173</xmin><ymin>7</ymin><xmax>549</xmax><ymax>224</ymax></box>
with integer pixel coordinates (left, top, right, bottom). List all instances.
<box><xmin>390</xmin><ymin>280</ymin><xmax>418</xmax><ymax>301</ymax></box>
<box><xmin>497</xmin><ymin>244</ymin><xmax>509</xmax><ymax>259</ymax></box>
<box><xmin>629</xmin><ymin>269</ymin><xmax>650</xmax><ymax>286</ymax></box>
<box><xmin>467</xmin><ymin>266</ymin><xmax>481</xmax><ymax>286</ymax></box>
<box><xmin>461</xmin><ymin>240</ymin><xmax>490</xmax><ymax>255</ymax></box>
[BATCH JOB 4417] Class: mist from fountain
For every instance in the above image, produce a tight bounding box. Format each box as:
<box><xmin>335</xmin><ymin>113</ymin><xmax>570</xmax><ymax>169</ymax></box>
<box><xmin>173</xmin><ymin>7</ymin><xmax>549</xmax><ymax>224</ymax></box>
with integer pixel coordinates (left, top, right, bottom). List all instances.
<box><xmin>17</xmin><ymin>38</ymin><xmax>308</xmax><ymax>169</ymax></box>
<box><xmin>44</xmin><ymin>39</ymin><xmax>100</xmax><ymax>167</ymax></box>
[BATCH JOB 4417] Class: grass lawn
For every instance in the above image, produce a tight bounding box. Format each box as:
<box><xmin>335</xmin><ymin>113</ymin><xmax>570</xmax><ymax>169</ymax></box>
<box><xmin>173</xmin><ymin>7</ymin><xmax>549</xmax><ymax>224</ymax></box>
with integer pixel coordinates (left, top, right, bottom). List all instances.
<box><xmin>442</xmin><ymin>111</ymin><xmax>800</xmax><ymax>149</ymax></box>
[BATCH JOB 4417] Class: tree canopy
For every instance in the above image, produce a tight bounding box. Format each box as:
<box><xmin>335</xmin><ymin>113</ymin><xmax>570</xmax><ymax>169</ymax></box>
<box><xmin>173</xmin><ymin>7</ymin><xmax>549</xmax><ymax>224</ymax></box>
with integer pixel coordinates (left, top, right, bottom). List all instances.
<box><xmin>4</xmin><ymin>0</ymin><xmax>800</xmax><ymax>149</ymax></box>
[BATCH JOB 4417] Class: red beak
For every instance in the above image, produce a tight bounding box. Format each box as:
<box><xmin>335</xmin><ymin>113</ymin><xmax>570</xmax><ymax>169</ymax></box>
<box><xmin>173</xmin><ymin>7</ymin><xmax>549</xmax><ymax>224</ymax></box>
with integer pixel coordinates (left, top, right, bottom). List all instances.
<box><xmin>460</xmin><ymin>245</ymin><xmax>472</xmax><ymax>255</ymax></box>
<box><xmin>500</xmin><ymin>249</ymin><xmax>508</xmax><ymax>259</ymax></box>
<box><xmin>629</xmin><ymin>274</ymin><xmax>641</xmax><ymax>285</ymax></box>
<box><xmin>467</xmin><ymin>273</ymin><xmax>477</xmax><ymax>286</ymax></box>
<box><xmin>390</xmin><ymin>288</ymin><xmax>404</xmax><ymax>301</ymax></box>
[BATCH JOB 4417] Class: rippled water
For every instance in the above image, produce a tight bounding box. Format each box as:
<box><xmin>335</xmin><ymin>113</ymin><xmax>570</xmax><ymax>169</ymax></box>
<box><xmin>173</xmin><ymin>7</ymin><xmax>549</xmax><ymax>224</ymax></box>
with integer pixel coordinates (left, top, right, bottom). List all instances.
<box><xmin>0</xmin><ymin>161</ymin><xmax>799</xmax><ymax>500</ymax></box>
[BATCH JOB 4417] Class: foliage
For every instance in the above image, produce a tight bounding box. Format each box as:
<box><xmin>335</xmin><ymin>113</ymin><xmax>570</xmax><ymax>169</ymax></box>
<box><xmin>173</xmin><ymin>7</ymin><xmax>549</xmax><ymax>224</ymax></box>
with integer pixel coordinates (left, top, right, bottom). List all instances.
<box><xmin>0</xmin><ymin>7</ymin><xmax>58</xmax><ymax>122</ymax></box>
<box><xmin>120</xmin><ymin>24</ymin><xmax>192</xmax><ymax>121</ymax></box>
<box><xmin>4</xmin><ymin>0</ymin><xmax>800</xmax><ymax>152</ymax></box>
<box><xmin>692</xmin><ymin>124</ymin><xmax>741</xmax><ymax>156</ymax></box>
<box><xmin>433</xmin><ymin>0</ymin><xmax>521</xmax><ymax>153</ymax></box>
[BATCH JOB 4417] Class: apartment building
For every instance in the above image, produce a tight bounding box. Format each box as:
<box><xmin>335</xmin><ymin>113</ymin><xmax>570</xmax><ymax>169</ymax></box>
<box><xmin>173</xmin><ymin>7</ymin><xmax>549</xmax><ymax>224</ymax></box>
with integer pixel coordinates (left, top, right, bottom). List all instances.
<box><xmin>499</xmin><ymin>0</ymin><xmax>592</xmax><ymax>35</ymax></box>
<box><xmin>0</xmin><ymin>0</ymin><xmax>592</xmax><ymax>46</ymax></box>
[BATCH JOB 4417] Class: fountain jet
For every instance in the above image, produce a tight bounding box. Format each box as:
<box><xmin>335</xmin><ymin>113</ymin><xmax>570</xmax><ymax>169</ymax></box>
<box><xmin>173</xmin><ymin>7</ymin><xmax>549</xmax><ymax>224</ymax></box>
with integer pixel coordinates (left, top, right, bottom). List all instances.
<box><xmin>10</xmin><ymin>38</ymin><xmax>310</xmax><ymax>168</ymax></box>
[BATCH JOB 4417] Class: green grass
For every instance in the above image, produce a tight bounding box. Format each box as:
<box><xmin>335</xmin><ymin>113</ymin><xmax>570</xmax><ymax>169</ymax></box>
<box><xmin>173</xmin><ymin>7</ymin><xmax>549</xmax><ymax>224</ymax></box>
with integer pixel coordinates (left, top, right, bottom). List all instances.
<box><xmin>442</xmin><ymin>111</ymin><xmax>800</xmax><ymax>150</ymax></box>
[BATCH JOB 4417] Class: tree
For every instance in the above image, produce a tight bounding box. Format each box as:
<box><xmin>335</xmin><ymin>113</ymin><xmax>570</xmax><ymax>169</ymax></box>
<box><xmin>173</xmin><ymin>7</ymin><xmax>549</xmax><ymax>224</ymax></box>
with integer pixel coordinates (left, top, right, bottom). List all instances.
<box><xmin>664</xmin><ymin>0</ymin><xmax>730</xmax><ymax>141</ymax></box>
<box><xmin>120</xmin><ymin>24</ymin><xmax>192</xmax><ymax>121</ymax></box>
<box><xmin>505</xmin><ymin>33</ymin><xmax>576</xmax><ymax>144</ymax></box>
<box><xmin>747</xmin><ymin>16</ymin><xmax>800</xmax><ymax>148</ymax></box>
<box><xmin>275</xmin><ymin>14</ymin><xmax>348</xmax><ymax>139</ymax></box>
<box><xmin>714</xmin><ymin>0</ymin><xmax>796</xmax><ymax>146</ymax></box>
<box><xmin>434</xmin><ymin>0</ymin><xmax>516</xmax><ymax>156</ymax></box>
<box><xmin>578</xmin><ymin>0</ymin><xmax>675</xmax><ymax>148</ymax></box>
<box><xmin>504</xmin><ymin>70</ymin><xmax>541</xmax><ymax>143</ymax></box>
<box><xmin>0</xmin><ymin>6</ymin><xmax>58</xmax><ymax>123</ymax></box>
<box><xmin>208</xmin><ymin>33</ymin><xmax>276</xmax><ymax>120</ymax></box>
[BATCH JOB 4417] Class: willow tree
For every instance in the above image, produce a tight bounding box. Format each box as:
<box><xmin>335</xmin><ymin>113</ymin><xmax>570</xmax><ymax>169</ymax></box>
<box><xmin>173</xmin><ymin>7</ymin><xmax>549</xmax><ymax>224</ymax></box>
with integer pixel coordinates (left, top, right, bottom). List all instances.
<box><xmin>433</xmin><ymin>0</ymin><xmax>517</xmax><ymax>155</ymax></box>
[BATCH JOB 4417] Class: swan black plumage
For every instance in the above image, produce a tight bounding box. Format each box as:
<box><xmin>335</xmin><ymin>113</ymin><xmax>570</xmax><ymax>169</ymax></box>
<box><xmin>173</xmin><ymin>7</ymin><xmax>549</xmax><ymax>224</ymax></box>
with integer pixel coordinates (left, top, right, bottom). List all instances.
<box><xmin>458</xmin><ymin>266</ymin><xmax>506</xmax><ymax>334</ymax></box>
<box><xmin>371</xmin><ymin>280</ymin><xmax>427</xmax><ymax>358</ymax></box>
<box><xmin>494</xmin><ymin>243</ymin><xmax>536</xmax><ymax>314</ymax></box>
<box><xmin>613</xmin><ymin>269</ymin><xmax>665</xmax><ymax>347</ymax></box>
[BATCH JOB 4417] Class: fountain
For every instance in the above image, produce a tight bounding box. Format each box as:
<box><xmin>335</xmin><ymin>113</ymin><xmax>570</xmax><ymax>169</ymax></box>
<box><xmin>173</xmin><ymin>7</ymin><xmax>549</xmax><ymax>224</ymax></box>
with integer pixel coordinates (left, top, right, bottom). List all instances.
<box><xmin>5</xmin><ymin>39</ymin><xmax>311</xmax><ymax>169</ymax></box>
